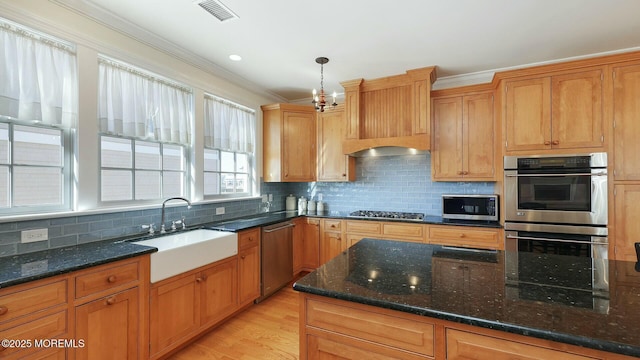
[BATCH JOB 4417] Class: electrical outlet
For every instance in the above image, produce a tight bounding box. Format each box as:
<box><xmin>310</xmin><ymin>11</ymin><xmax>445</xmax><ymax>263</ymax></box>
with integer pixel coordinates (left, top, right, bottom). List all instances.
<box><xmin>268</xmin><ymin>194</ymin><xmax>273</xmax><ymax>201</ymax></box>
<box><xmin>318</xmin><ymin>193</ymin><xmax>323</xmax><ymax>201</ymax></box>
<box><xmin>261</xmin><ymin>194</ymin><xmax>268</xmax><ymax>202</ymax></box>
<box><xmin>21</xmin><ymin>228</ymin><xmax>48</xmax><ymax>243</ymax></box>
<box><xmin>216</xmin><ymin>207</ymin><xmax>225</xmax><ymax>215</ymax></box>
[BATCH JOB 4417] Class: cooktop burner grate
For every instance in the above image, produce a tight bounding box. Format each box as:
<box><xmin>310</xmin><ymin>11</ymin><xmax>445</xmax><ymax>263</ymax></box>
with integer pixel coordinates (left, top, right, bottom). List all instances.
<box><xmin>348</xmin><ymin>210</ymin><xmax>425</xmax><ymax>221</ymax></box>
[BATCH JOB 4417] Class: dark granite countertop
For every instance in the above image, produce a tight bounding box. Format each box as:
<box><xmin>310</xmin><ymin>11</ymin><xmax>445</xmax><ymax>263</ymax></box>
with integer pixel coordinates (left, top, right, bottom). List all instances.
<box><xmin>293</xmin><ymin>239</ymin><xmax>640</xmax><ymax>358</ymax></box>
<box><xmin>0</xmin><ymin>240</ymin><xmax>156</xmax><ymax>289</ymax></box>
<box><xmin>0</xmin><ymin>210</ymin><xmax>499</xmax><ymax>290</ymax></box>
<box><xmin>206</xmin><ymin>210</ymin><xmax>501</xmax><ymax>232</ymax></box>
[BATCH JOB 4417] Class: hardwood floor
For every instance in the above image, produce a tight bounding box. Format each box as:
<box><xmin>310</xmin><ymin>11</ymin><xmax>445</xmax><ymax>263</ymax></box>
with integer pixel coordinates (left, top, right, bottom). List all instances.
<box><xmin>168</xmin><ymin>286</ymin><xmax>300</xmax><ymax>360</ymax></box>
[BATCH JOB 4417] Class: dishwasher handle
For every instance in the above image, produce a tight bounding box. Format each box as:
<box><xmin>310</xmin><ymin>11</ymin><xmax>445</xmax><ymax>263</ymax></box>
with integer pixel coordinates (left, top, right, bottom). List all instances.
<box><xmin>262</xmin><ymin>223</ymin><xmax>295</xmax><ymax>233</ymax></box>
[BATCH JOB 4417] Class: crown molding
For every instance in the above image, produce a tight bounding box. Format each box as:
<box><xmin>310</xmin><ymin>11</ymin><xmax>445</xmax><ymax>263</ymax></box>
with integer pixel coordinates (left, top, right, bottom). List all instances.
<box><xmin>46</xmin><ymin>0</ymin><xmax>286</xmax><ymax>103</ymax></box>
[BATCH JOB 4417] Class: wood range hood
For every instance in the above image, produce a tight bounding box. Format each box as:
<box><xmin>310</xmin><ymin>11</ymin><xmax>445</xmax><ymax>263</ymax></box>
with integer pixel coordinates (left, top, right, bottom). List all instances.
<box><xmin>340</xmin><ymin>66</ymin><xmax>436</xmax><ymax>156</ymax></box>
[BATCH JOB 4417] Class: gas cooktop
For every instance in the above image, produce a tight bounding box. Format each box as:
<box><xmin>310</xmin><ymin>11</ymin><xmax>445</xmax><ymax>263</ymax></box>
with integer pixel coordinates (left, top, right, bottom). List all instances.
<box><xmin>348</xmin><ymin>210</ymin><xmax>425</xmax><ymax>221</ymax></box>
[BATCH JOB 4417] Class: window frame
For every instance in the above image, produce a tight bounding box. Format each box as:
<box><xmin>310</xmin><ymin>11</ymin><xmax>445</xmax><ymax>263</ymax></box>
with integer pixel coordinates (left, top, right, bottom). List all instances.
<box><xmin>203</xmin><ymin>148</ymin><xmax>254</xmax><ymax>199</ymax></box>
<box><xmin>0</xmin><ymin>119</ymin><xmax>73</xmax><ymax>215</ymax></box>
<box><xmin>99</xmin><ymin>134</ymin><xmax>189</xmax><ymax>205</ymax></box>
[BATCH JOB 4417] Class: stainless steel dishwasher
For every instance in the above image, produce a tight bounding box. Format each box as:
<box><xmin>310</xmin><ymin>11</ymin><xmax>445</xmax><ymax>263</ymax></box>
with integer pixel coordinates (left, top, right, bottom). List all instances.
<box><xmin>256</xmin><ymin>221</ymin><xmax>294</xmax><ymax>302</ymax></box>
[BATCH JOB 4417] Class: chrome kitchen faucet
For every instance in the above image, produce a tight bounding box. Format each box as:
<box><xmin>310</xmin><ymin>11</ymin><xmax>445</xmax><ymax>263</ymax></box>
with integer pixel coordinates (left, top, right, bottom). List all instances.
<box><xmin>160</xmin><ymin>197</ymin><xmax>192</xmax><ymax>234</ymax></box>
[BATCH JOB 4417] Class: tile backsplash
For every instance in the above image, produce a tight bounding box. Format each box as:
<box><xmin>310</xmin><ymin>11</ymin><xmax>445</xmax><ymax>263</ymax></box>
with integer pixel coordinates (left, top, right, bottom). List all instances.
<box><xmin>294</xmin><ymin>153</ymin><xmax>496</xmax><ymax>215</ymax></box>
<box><xmin>0</xmin><ymin>153</ymin><xmax>495</xmax><ymax>257</ymax></box>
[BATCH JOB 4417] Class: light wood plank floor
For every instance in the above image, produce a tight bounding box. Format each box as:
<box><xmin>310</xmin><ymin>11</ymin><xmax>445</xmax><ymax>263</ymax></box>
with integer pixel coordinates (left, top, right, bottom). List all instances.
<box><xmin>169</xmin><ymin>286</ymin><xmax>300</xmax><ymax>360</ymax></box>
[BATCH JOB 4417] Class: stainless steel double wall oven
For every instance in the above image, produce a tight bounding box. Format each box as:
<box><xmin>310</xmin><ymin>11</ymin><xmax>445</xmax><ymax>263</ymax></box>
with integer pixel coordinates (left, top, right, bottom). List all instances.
<box><xmin>503</xmin><ymin>153</ymin><xmax>609</xmax><ymax>311</ymax></box>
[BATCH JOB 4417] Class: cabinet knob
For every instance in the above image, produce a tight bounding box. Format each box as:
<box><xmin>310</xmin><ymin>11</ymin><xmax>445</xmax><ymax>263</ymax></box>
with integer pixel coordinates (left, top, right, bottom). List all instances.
<box><xmin>105</xmin><ymin>296</ymin><xmax>116</xmax><ymax>305</ymax></box>
<box><xmin>552</xmin><ymin>140</ymin><xmax>560</xmax><ymax>145</ymax></box>
<box><xmin>459</xmin><ymin>233</ymin><xmax>466</xmax><ymax>238</ymax></box>
<box><xmin>544</xmin><ymin>140</ymin><xmax>551</xmax><ymax>145</ymax></box>
<box><xmin>241</xmin><ymin>255</ymin><xmax>246</xmax><ymax>260</ymax></box>
<box><xmin>457</xmin><ymin>171</ymin><xmax>463</xmax><ymax>175</ymax></box>
<box><xmin>463</xmin><ymin>171</ymin><xmax>469</xmax><ymax>175</ymax></box>
<box><xmin>342</xmin><ymin>173</ymin><xmax>346</xmax><ymax>177</ymax></box>
<box><xmin>0</xmin><ymin>305</ymin><xmax>7</xmax><ymax>316</ymax></box>
<box><xmin>196</xmin><ymin>277</ymin><xmax>203</xmax><ymax>283</ymax></box>
<box><xmin>107</xmin><ymin>275</ymin><xmax>117</xmax><ymax>283</ymax></box>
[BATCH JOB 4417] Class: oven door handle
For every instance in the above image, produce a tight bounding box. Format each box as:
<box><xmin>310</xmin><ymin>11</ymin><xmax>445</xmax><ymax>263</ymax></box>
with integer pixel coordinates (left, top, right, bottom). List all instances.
<box><xmin>506</xmin><ymin>234</ymin><xmax>607</xmax><ymax>246</ymax></box>
<box><xmin>505</xmin><ymin>172</ymin><xmax>607</xmax><ymax>177</ymax></box>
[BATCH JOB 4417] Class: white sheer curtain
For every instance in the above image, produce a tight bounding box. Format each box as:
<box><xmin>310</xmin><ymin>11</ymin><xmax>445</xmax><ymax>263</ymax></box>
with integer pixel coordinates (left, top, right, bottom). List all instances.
<box><xmin>204</xmin><ymin>95</ymin><xmax>255</xmax><ymax>153</ymax></box>
<box><xmin>98</xmin><ymin>58</ymin><xmax>192</xmax><ymax>145</ymax></box>
<box><xmin>0</xmin><ymin>21</ymin><xmax>78</xmax><ymax>127</ymax></box>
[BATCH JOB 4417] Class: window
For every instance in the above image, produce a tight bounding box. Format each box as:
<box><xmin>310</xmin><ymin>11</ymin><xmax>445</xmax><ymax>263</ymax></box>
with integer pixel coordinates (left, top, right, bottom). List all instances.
<box><xmin>0</xmin><ymin>18</ymin><xmax>77</xmax><ymax>214</ymax></box>
<box><xmin>100</xmin><ymin>136</ymin><xmax>185</xmax><ymax>201</ymax></box>
<box><xmin>203</xmin><ymin>95</ymin><xmax>255</xmax><ymax>198</ymax></box>
<box><xmin>98</xmin><ymin>57</ymin><xmax>192</xmax><ymax>203</ymax></box>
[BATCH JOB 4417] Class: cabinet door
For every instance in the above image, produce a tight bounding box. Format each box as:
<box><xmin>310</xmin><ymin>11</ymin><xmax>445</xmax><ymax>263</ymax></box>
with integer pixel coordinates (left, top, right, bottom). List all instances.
<box><xmin>75</xmin><ymin>287</ymin><xmax>139</xmax><ymax>360</ymax></box>
<box><xmin>150</xmin><ymin>274</ymin><xmax>199</xmax><ymax>356</ymax></box>
<box><xmin>505</xmin><ymin>77</ymin><xmax>551</xmax><ymax>151</ymax></box>
<box><xmin>200</xmin><ymin>258</ymin><xmax>238</xmax><ymax>326</ymax></box>
<box><xmin>302</xmin><ymin>218</ymin><xmax>320</xmax><ymax>269</ymax></box>
<box><xmin>614</xmin><ymin>185</ymin><xmax>640</xmax><ymax>261</ymax></box>
<box><xmin>318</xmin><ymin>106</ymin><xmax>355</xmax><ymax>181</ymax></box>
<box><xmin>464</xmin><ymin>92</ymin><xmax>495</xmax><ymax>180</ymax></box>
<box><xmin>446</xmin><ymin>329</ymin><xmax>597</xmax><ymax>360</ymax></box>
<box><xmin>551</xmin><ymin>69</ymin><xmax>603</xmax><ymax>149</ymax></box>
<box><xmin>320</xmin><ymin>231</ymin><xmax>344</xmax><ymax>265</ymax></box>
<box><xmin>283</xmin><ymin>111</ymin><xmax>316</xmax><ymax>181</ymax></box>
<box><xmin>613</xmin><ymin>63</ymin><xmax>640</xmax><ymax>181</ymax></box>
<box><xmin>238</xmin><ymin>245</ymin><xmax>260</xmax><ymax>305</ymax></box>
<box><xmin>432</xmin><ymin>96</ymin><xmax>463</xmax><ymax>180</ymax></box>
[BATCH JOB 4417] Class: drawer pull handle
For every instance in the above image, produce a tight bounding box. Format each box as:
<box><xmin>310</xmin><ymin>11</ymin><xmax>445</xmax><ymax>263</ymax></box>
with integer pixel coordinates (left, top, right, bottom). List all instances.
<box><xmin>544</xmin><ymin>140</ymin><xmax>551</xmax><ymax>145</ymax></box>
<box><xmin>241</xmin><ymin>255</ymin><xmax>246</xmax><ymax>259</ymax></box>
<box><xmin>107</xmin><ymin>275</ymin><xmax>117</xmax><ymax>283</ymax></box>
<box><xmin>106</xmin><ymin>297</ymin><xmax>116</xmax><ymax>305</ymax></box>
<box><xmin>459</xmin><ymin>234</ymin><xmax>466</xmax><ymax>238</ymax></box>
<box><xmin>196</xmin><ymin>277</ymin><xmax>203</xmax><ymax>283</ymax></box>
<box><xmin>0</xmin><ymin>306</ymin><xmax>7</xmax><ymax>316</ymax></box>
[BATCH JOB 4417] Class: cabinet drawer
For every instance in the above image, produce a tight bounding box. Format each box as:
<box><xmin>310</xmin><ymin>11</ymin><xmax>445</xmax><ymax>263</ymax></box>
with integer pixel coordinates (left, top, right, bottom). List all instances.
<box><xmin>446</xmin><ymin>329</ymin><xmax>597</xmax><ymax>360</ymax></box>
<box><xmin>306</xmin><ymin>298</ymin><xmax>435</xmax><ymax>357</ymax></box>
<box><xmin>346</xmin><ymin>221</ymin><xmax>381</xmax><ymax>234</ymax></box>
<box><xmin>75</xmin><ymin>261</ymin><xmax>139</xmax><ymax>299</ymax></box>
<box><xmin>306</xmin><ymin>331</ymin><xmax>430</xmax><ymax>360</ymax></box>
<box><xmin>0</xmin><ymin>280</ymin><xmax>67</xmax><ymax>324</ymax></box>
<box><xmin>383</xmin><ymin>223</ymin><xmax>425</xmax><ymax>241</ymax></box>
<box><xmin>323</xmin><ymin>219</ymin><xmax>342</xmax><ymax>231</ymax></box>
<box><xmin>238</xmin><ymin>228</ymin><xmax>260</xmax><ymax>250</ymax></box>
<box><xmin>0</xmin><ymin>310</ymin><xmax>67</xmax><ymax>358</ymax></box>
<box><xmin>429</xmin><ymin>226</ymin><xmax>501</xmax><ymax>250</ymax></box>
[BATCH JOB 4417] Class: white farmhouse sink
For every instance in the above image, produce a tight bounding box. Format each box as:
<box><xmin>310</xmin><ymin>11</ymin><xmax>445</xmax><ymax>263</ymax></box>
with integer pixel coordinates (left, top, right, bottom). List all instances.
<box><xmin>133</xmin><ymin>229</ymin><xmax>237</xmax><ymax>283</ymax></box>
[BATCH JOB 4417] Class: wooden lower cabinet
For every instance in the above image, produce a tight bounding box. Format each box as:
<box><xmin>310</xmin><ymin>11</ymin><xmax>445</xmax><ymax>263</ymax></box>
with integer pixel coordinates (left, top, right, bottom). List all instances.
<box><xmin>238</xmin><ymin>243</ymin><xmax>260</xmax><ymax>305</ymax></box>
<box><xmin>149</xmin><ymin>256</ymin><xmax>237</xmax><ymax>359</ymax></box>
<box><xmin>300</xmin><ymin>292</ymin><xmax>635</xmax><ymax>360</ymax></box>
<box><xmin>294</xmin><ymin>217</ymin><xmax>320</xmax><ymax>273</ymax></box>
<box><xmin>75</xmin><ymin>287</ymin><xmax>139</xmax><ymax>360</ymax></box>
<box><xmin>428</xmin><ymin>226</ymin><xmax>502</xmax><ymax>250</ymax></box>
<box><xmin>320</xmin><ymin>219</ymin><xmax>345</xmax><ymax>265</ymax></box>
<box><xmin>0</xmin><ymin>255</ymin><xmax>149</xmax><ymax>360</ymax></box>
<box><xmin>446</xmin><ymin>329</ymin><xmax>597</xmax><ymax>360</ymax></box>
<box><xmin>200</xmin><ymin>258</ymin><xmax>238</xmax><ymax>326</ymax></box>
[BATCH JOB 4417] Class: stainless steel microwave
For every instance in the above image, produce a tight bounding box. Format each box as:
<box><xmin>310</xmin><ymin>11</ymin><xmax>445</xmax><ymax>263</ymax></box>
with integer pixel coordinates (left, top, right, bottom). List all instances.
<box><xmin>442</xmin><ymin>194</ymin><xmax>499</xmax><ymax>221</ymax></box>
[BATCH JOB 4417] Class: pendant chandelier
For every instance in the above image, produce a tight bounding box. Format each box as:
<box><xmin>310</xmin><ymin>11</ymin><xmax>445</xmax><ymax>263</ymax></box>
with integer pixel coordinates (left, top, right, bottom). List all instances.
<box><xmin>311</xmin><ymin>57</ymin><xmax>337</xmax><ymax>112</ymax></box>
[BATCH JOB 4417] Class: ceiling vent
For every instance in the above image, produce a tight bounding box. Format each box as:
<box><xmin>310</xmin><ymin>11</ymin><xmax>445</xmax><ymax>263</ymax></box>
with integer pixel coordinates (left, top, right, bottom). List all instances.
<box><xmin>196</xmin><ymin>0</ymin><xmax>238</xmax><ymax>22</ymax></box>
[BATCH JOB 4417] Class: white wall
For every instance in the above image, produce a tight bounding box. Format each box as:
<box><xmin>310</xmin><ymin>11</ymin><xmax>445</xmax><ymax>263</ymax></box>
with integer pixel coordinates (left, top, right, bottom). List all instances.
<box><xmin>0</xmin><ymin>0</ymin><xmax>278</xmax><ymax>214</ymax></box>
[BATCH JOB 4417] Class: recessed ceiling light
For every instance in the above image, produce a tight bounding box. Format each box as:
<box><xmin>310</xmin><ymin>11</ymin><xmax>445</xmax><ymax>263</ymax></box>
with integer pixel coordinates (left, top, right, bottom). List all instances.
<box><xmin>229</xmin><ymin>54</ymin><xmax>242</xmax><ymax>61</ymax></box>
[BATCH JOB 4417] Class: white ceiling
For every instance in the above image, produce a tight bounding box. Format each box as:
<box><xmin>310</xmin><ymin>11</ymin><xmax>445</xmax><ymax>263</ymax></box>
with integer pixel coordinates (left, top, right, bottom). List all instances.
<box><xmin>55</xmin><ymin>0</ymin><xmax>640</xmax><ymax>102</ymax></box>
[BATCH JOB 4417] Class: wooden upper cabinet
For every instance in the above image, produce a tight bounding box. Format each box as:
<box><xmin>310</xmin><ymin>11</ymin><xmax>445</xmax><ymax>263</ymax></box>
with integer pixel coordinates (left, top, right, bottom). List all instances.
<box><xmin>262</xmin><ymin>104</ymin><xmax>316</xmax><ymax>182</ymax></box>
<box><xmin>432</xmin><ymin>91</ymin><xmax>495</xmax><ymax>181</ymax></box>
<box><xmin>317</xmin><ymin>105</ymin><xmax>355</xmax><ymax>181</ymax></box>
<box><xmin>504</xmin><ymin>77</ymin><xmax>552</xmax><ymax>152</ymax></box>
<box><xmin>551</xmin><ymin>69</ymin><xmax>603</xmax><ymax>149</ymax></box>
<box><xmin>613</xmin><ymin>63</ymin><xmax>640</xmax><ymax>181</ymax></box>
<box><xmin>504</xmin><ymin>68</ymin><xmax>604</xmax><ymax>153</ymax></box>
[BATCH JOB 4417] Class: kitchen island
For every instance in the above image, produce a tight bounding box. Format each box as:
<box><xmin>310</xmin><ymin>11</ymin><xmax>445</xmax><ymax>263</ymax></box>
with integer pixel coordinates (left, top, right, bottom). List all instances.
<box><xmin>293</xmin><ymin>239</ymin><xmax>640</xmax><ymax>359</ymax></box>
